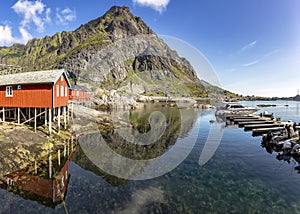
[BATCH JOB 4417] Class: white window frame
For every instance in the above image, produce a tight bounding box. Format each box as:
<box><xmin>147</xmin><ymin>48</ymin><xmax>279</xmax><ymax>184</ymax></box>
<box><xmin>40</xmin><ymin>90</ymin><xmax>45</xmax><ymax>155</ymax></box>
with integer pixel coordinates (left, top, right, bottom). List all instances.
<box><xmin>60</xmin><ymin>76</ymin><xmax>63</xmax><ymax>82</ymax></box>
<box><xmin>6</xmin><ymin>86</ymin><xmax>13</xmax><ymax>97</ymax></box>
<box><xmin>56</xmin><ymin>85</ymin><xmax>59</xmax><ymax>97</ymax></box>
<box><xmin>76</xmin><ymin>90</ymin><xmax>79</xmax><ymax>97</ymax></box>
<box><xmin>65</xmin><ymin>86</ymin><xmax>68</xmax><ymax>97</ymax></box>
<box><xmin>60</xmin><ymin>85</ymin><xmax>64</xmax><ymax>97</ymax></box>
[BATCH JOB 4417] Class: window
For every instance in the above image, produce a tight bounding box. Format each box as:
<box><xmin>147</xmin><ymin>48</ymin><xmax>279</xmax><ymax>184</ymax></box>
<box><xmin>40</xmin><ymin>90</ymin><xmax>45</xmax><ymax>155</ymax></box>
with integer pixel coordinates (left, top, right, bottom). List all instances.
<box><xmin>60</xmin><ymin>76</ymin><xmax>63</xmax><ymax>82</ymax></box>
<box><xmin>60</xmin><ymin>85</ymin><xmax>64</xmax><ymax>97</ymax></box>
<box><xmin>6</xmin><ymin>86</ymin><xmax>13</xmax><ymax>97</ymax></box>
<box><xmin>56</xmin><ymin>85</ymin><xmax>59</xmax><ymax>97</ymax></box>
<box><xmin>76</xmin><ymin>90</ymin><xmax>79</xmax><ymax>97</ymax></box>
<box><xmin>65</xmin><ymin>86</ymin><xmax>68</xmax><ymax>97</ymax></box>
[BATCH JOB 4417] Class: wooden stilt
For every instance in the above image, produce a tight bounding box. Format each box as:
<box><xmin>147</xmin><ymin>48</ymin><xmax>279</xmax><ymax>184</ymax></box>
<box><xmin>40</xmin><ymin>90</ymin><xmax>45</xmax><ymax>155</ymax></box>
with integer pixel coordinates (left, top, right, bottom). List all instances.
<box><xmin>63</xmin><ymin>106</ymin><xmax>67</xmax><ymax>129</ymax></box>
<box><xmin>2</xmin><ymin>107</ymin><xmax>5</xmax><ymax>122</ymax></box>
<box><xmin>29</xmin><ymin>107</ymin><xmax>31</xmax><ymax>124</ymax></box>
<box><xmin>35</xmin><ymin>161</ymin><xmax>37</xmax><ymax>174</ymax></box>
<box><xmin>45</xmin><ymin>108</ymin><xmax>47</xmax><ymax>126</ymax></box>
<box><xmin>34</xmin><ymin>108</ymin><xmax>37</xmax><ymax>133</ymax></box>
<box><xmin>64</xmin><ymin>144</ymin><xmax>66</xmax><ymax>157</ymax></box>
<box><xmin>58</xmin><ymin>107</ymin><xmax>61</xmax><ymax>133</ymax></box>
<box><xmin>49</xmin><ymin>154</ymin><xmax>52</xmax><ymax>179</ymax></box>
<box><xmin>67</xmin><ymin>105</ymin><xmax>69</xmax><ymax>123</ymax></box>
<box><xmin>58</xmin><ymin>149</ymin><xmax>61</xmax><ymax>166</ymax></box>
<box><xmin>49</xmin><ymin>108</ymin><xmax>52</xmax><ymax>135</ymax></box>
<box><xmin>17</xmin><ymin>107</ymin><xmax>20</xmax><ymax>124</ymax></box>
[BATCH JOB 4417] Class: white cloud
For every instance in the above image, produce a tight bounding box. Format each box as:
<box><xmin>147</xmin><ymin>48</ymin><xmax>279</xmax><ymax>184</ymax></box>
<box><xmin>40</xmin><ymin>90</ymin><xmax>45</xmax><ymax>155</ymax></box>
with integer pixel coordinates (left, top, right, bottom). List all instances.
<box><xmin>237</xmin><ymin>40</ymin><xmax>257</xmax><ymax>54</ymax></box>
<box><xmin>133</xmin><ymin>0</ymin><xmax>170</xmax><ymax>13</ymax></box>
<box><xmin>12</xmin><ymin>0</ymin><xmax>49</xmax><ymax>33</ymax></box>
<box><xmin>56</xmin><ymin>8</ymin><xmax>76</xmax><ymax>25</ymax></box>
<box><xmin>242</xmin><ymin>60</ymin><xmax>259</xmax><ymax>67</ymax></box>
<box><xmin>0</xmin><ymin>25</ymin><xmax>14</xmax><ymax>46</ymax></box>
<box><xmin>17</xmin><ymin>27</ymin><xmax>33</xmax><ymax>44</ymax></box>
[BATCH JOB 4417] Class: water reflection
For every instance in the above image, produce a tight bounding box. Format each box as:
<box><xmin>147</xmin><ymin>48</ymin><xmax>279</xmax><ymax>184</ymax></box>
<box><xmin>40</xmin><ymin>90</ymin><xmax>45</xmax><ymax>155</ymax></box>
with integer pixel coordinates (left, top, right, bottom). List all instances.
<box><xmin>78</xmin><ymin>104</ymin><xmax>200</xmax><ymax>180</ymax></box>
<box><xmin>261</xmin><ymin>141</ymin><xmax>300</xmax><ymax>175</ymax></box>
<box><xmin>0</xmin><ymin>143</ymin><xmax>76</xmax><ymax>209</ymax></box>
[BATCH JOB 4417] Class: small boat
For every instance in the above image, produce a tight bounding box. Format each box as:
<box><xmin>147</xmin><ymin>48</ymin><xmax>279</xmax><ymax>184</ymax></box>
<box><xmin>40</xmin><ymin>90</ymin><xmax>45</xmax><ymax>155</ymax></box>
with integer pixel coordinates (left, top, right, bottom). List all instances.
<box><xmin>215</xmin><ymin>102</ymin><xmax>258</xmax><ymax>118</ymax></box>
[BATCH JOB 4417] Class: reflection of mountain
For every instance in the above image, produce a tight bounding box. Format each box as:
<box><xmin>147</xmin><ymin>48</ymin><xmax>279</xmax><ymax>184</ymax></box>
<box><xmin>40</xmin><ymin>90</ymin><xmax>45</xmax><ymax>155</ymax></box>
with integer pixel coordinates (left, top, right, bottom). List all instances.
<box><xmin>101</xmin><ymin>105</ymin><xmax>198</xmax><ymax>160</ymax></box>
<box><xmin>0</xmin><ymin>151</ymin><xmax>73</xmax><ymax>208</ymax></box>
<box><xmin>75</xmin><ymin>104</ymin><xmax>199</xmax><ymax>181</ymax></box>
<box><xmin>72</xmin><ymin>145</ymin><xmax>128</xmax><ymax>186</ymax></box>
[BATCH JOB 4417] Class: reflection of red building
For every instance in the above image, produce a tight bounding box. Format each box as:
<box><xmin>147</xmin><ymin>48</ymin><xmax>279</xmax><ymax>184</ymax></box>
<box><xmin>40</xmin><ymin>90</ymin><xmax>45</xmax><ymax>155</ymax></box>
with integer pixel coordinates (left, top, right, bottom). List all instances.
<box><xmin>69</xmin><ymin>85</ymin><xmax>92</xmax><ymax>101</ymax></box>
<box><xmin>3</xmin><ymin>158</ymin><xmax>71</xmax><ymax>207</ymax></box>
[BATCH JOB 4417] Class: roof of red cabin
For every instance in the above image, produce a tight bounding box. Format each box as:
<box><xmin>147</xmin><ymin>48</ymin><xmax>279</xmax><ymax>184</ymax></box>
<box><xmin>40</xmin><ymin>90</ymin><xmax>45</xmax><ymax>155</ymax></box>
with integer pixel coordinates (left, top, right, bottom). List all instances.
<box><xmin>0</xmin><ymin>69</ymin><xmax>71</xmax><ymax>87</ymax></box>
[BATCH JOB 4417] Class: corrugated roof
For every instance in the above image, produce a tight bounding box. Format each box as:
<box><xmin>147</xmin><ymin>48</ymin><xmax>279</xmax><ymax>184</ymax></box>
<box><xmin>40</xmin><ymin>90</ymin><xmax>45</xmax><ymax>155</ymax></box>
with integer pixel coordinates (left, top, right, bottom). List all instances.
<box><xmin>71</xmin><ymin>84</ymin><xmax>92</xmax><ymax>92</ymax></box>
<box><xmin>0</xmin><ymin>69</ymin><xmax>70</xmax><ymax>86</ymax></box>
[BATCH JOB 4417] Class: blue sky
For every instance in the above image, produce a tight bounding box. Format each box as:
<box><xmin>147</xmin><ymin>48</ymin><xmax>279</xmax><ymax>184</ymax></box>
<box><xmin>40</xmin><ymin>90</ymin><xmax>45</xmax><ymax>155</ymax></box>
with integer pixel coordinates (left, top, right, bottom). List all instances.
<box><xmin>0</xmin><ymin>0</ymin><xmax>299</xmax><ymax>97</ymax></box>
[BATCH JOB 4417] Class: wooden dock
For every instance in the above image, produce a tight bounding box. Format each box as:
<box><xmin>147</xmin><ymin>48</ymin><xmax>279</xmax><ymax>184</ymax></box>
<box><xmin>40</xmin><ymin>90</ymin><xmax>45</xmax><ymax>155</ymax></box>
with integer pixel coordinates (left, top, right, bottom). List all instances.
<box><xmin>225</xmin><ymin>113</ymin><xmax>289</xmax><ymax>136</ymax></box>
<box><xmin>252</xmin><ymin>127</ymin><xmax>286</xmax><ymax>136</ymax></box>
<box><xmin>244</xmin><ymin>123</ymin><xmax>284</xmax><ymax>131</ymax></box>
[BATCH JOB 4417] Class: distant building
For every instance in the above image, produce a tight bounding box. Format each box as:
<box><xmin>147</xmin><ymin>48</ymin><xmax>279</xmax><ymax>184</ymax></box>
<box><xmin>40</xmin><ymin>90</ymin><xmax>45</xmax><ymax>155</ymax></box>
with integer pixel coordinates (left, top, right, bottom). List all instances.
<box><xmin>69</xmin><ymin>84</ymin><xmax>92</xmax><ymax>101</ymax></box>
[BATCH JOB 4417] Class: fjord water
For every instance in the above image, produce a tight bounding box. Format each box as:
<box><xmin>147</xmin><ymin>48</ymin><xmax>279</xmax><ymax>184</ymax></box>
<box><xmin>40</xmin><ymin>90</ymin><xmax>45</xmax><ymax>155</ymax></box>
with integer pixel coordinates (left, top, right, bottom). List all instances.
<box><xmin>1</xmin><ymin>101</ymin><xmax>300</xmax><ymax>213</ymax></box>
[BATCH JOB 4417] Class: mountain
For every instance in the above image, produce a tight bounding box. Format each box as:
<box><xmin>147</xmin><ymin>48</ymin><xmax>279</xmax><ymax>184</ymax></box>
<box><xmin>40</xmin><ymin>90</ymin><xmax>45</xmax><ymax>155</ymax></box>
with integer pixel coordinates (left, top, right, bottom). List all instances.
<box><xmin>0</xmin><ymin>6</ymin><xmax>207</xmax><ymax>98</ymax></box>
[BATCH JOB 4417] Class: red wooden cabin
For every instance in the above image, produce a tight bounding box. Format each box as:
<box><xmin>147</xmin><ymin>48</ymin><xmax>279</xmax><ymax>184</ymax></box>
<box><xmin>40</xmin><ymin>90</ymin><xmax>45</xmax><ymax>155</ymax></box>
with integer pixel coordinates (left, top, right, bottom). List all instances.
<box><xmin>0</xmin><ymin>69</ymin><xmax>71</xmax><ymax>108</ymax></box>
<box><xmin>0</xmin><ymin>69</ymin><xmax>71</xmax><ymax>133</ymax></box>
<box><xmin>69</xmin><ymin>84</ymin><xmax>92</xmax><ymax>101</ymax></box>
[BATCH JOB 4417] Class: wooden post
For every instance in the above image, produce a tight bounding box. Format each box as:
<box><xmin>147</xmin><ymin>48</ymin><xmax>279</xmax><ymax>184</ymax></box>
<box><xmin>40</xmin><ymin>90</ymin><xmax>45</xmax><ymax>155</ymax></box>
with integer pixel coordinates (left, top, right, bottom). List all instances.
<box><xmin>63</xmin><ymin>106</ymin><xmax>67</xmax><ymax>129</ymax></box>
<box><xmin>58</xmin><ymin>107</ymin><xmax>61</xmax><ymax>133</ymax></box>
<box><xmin>49</xmin><ymin>154</ymin><xmax>52</xmax><ymax>179</ymax></box>
<box><xmin>28</xmin><ymin>107</ymin><xmax>31</xmax><ymax>123</ymax></box>
<box><xmin>17</xmin><ymin>107</ymin><xmax>20</xmax><ymax>124</ymax></box>
<box><xmin>2</xmin><ymin>107</ymin><xmax>5</xmax><ymax>122</ymax></box>
<box><xmin>49</xmin><ymin>108</ymin><xmax>52</xmax><ymax>135</ymax></box>
<box><xmin>71</xmin><ymin>137</ymin><xmax>74</xmax><ymax>151</ymax></box>
<box><xmin>64</xmin><ymin>144</ymin><xmax>66</xmax><ymax>157</ymax></box>
<box><xmin>34</xmin><ymin>108</ymin><xmax>37</xmax><ymax>132</ymax></box>
<box><xmin>45</xmin><ymin>108</ymin><xmax>47</xmax><ymax>126</ymax></box>
<box><xmin>34</xmin><ymin>161</ymin><xmax>37</xmax><ymax>174</ymax></box>
<box><xmin>67</xmin><ymin>105</ymin><xmax>69</xmax><ymax>123</ymax></box>
<box><xmin>71</xmin><ymin>102</ymin><xmax>74</xmax><ymax>120</ymax></box>
<box><xmin>58</xmin><ymin>149</ymin><xmax>61</xmax><ymax>166</ymax></box>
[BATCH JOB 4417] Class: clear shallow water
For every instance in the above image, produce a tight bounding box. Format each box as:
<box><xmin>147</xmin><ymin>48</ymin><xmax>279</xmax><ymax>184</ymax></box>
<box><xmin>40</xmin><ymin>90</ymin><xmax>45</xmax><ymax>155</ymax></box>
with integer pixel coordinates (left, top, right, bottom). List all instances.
<box><xmin>0</xmin><ymin>101</ymin><xmax>300</xmax><ymax>213</ymax></box>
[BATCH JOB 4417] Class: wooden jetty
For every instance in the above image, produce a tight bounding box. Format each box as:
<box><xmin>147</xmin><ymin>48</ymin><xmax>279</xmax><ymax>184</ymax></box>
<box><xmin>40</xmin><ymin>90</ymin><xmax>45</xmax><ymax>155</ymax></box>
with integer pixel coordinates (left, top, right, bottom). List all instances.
<box><xmin>244</xmin><ymin>123</ymin><xmax>284</xmax><ymax>131</ymax></box>
<box><xmin>252</xmin><ymin>127</ymin><xmax>286</xmax><ymax>136</ymax></box>
<box><xmin>238</xmin><ymin>120</ymin><xmax>274</xmax><ymax>127</ymax></box>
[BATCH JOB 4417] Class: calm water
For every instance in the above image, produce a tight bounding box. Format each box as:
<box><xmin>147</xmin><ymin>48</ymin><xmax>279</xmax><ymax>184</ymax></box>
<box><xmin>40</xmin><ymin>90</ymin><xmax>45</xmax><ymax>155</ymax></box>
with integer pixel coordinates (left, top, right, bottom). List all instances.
<box><xmin>0</xmin><ymin>100</ymin><xmax>300</xmax><ymax>213</ymax></box>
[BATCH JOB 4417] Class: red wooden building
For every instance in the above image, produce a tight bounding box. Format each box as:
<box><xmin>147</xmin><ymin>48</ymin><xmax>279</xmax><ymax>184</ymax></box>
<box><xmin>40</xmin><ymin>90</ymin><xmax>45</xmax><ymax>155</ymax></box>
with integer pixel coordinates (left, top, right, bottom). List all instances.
<box><xmin>0</xmin><ymin>69</ymin><xmax>71</xmax><ymax>133</ymax></box>
<box><xmin>69</xmin><ymin>84</ymin><xmax>92</xmax><ymax>101</ymax></box>
<box><xmin>4</xmin><ymin>153</ymin><xmax>71</xmax><ymax>207</ymax></box>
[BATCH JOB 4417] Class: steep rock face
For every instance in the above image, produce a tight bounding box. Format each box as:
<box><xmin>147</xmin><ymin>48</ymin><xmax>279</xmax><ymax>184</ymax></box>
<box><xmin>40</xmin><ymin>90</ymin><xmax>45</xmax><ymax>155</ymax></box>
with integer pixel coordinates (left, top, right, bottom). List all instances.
<box><xmin>0</xmin><ymin>6</ymin><xmax>207</xmax><ymax>97</ymax></box>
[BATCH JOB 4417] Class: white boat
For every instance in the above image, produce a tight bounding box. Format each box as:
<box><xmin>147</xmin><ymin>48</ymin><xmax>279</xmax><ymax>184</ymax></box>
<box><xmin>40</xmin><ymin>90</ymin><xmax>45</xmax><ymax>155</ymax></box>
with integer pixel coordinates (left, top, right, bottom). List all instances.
<box><xmin>215</xmin><ymin>102</ymin><xmax>258</xmax><ymax>118</ymax></box>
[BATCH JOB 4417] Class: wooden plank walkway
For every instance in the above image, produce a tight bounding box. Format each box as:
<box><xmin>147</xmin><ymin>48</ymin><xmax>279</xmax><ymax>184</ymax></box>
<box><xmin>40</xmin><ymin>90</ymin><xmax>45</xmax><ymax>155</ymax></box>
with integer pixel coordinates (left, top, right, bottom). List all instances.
<box><xmin>252</xmin><ymin>127</ymin><xmax>286</xmax><ymax>136</ymax></box>
<box><xmin>244</xmin><ymin>123</ymin><xmax>284</xmax><ymax>131</ymax></box>
<box><xmin>238</xmin><ymin>120</ymin><xmax>275</xmax><ymax>127</ymax></box>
